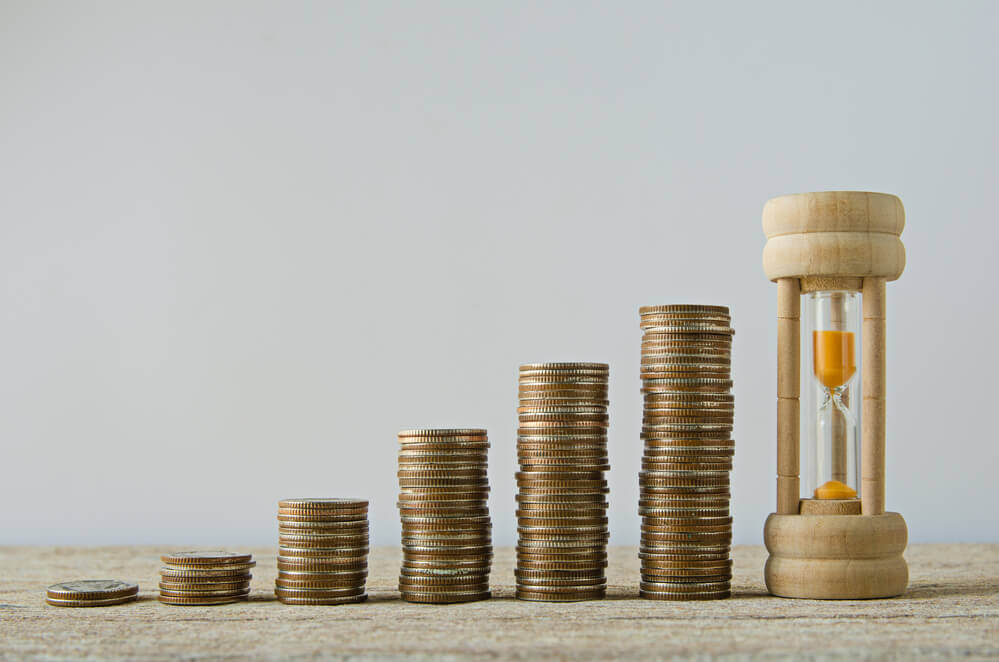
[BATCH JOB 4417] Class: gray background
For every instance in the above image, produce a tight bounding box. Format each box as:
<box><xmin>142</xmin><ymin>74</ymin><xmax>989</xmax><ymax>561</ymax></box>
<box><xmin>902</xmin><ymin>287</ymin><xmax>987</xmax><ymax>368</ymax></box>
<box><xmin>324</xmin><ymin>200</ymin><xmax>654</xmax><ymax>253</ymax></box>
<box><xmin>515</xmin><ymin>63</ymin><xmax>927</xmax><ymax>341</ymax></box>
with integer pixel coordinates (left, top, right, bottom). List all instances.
<box><xmin>2</xmin><ymin>1</ymin><xmax>996</xmax><ymax>547</ymax></box>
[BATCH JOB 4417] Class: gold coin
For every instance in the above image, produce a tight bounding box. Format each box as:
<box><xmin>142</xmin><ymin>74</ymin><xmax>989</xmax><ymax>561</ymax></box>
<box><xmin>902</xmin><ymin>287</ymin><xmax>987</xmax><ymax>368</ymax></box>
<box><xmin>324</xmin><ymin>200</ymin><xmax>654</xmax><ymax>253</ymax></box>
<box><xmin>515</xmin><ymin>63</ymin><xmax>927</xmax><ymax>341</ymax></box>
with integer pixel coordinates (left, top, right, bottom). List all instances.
<box><xmin>159</xmin><ymin>579</ymin><xmax>250</xmax><ymax>591</ymax></box>
<box><xmin>517</xmin><ymin>560</ymin><xmax>608</xmax><ymax>571</ymax></box>
<box><xmin>278</xmin><ymin>497</ymin><xmax>368</xmax><ymax>509</ymax></box>
<box><xmin>641</xmin><ymin>571</ymin><xmax>732</xmax><ymax>584</ymax></box>
<box><xmin>402</xmin><ymin>545</ymin><xmax>493</xmax><ymax>556</ymax></box>
<box><xmin>641</xmin><ymin>533</ymin><xmax>732</xmax><ymax>545</ymax></box>
<box><xmin>518</xmin><ymin>399</ymin><xmax>610</xmax><ymax>407</ymax></box>
<box><xmin>159</xmin><ymin>587</ymin><xmax>251</xmax><ymax>598</ymax></box>
<box><xmin>515</xmin><ymin>580</ymin><xmax>606</xmax><ymax>590</ymax></box>
<box><xmin>638</xmin><ymin>549</ymin><xmax>730</xmax><ymax>561</ymax></box>
<box><xmin>278</xmin><ymin>549</ymin><xmax>369</xmax><ymax>560</ymax></box>
<box><xmin>400</xmin><ymin>590</ymin><xmax>490</xmax><ymax>604</ymax></box>
<box><xmin>401</xmin><ymin>516</ymin><xmax>491</xmax><ymax>526</ymax></box>
<box><xmin>277</xmin><ymin>558</ymin><xmax>368</xmax><ymax>571</ymax></box>
<box><xmin>278</xmin><ymin>538</ymin><xmax>370</xmax><ymax>549</ymax></box>
<box><xmin>516</xmin><ymin>515</ymin><xmax>608</xmax><ymax>526</ymax></box>
<box><xmin>46</xmin><ymin>580</ymin><xmax>138</xmax><ymax>601</ymax></box>
<box><xmin>274</xmin><ymin>586</ymin><xmax>365</xmax><ymax>598</ymax></box>
<box><xmin>516</xmin><ymin>493</ymin><xmax>607</xmax><ymax>504</ymax></box>
<box><xmin>276</xmin><ymin>594</ymin><xmax>368</xmax><ymax>605</ymax></box>
<box><xmin>397</xmin><ymin>442</ymin><xmax>491</xmax><ymax>452</ymax></box>
<box><xmin>398</xmin><ymin>429</ymin><xmax>487</xmax><ymax>438</ymax></box>
<box><xmin>519</xmin><ymin>362</ymin><xmax>608</xmax><ymax>371</ymax></box>
<box><xmin>161</xmin><ymin>551</ymin><xmax>252</xmax><ymax>566</ymax></box>
<box><xmin>278</xmin><ymin>531</ymin><xmax>370</xmax><ymax>542</ymax></box>
<box><xmin>401</xmin><ymin>558</ymin><xmax>491</xmax><ymax>569</ymax></box>
<box><xmin>159</xmin><ymin>566</ymin><xmax>254</xmax><ymax>579</ymax></box>
<box><xmin>45</xmin><ymin>594</ymin><xmax>137</xmax><ymax>607</ymax></box>
<box><xmin>277</xmin><ymin>513</ymin><xmax>369</xmax><ymax>523</ymax></box>
<box><xmin>157</xmin><ymin>594</ymin><xmax>248</xmax><ymax>606</ymax></box>
<box><xmin>641</xmin><ymin>558</ymin><xmax>732</xmax><ymax>570</ymax></box>
<box><xmin>398</xmin><ymin>575</ymin><xmax>490</xmax><ymax>588</ymax></box>
<box><xmin>639</xmin><ymin>304</ymin><xmax>730</xmax><ymax>315</ymax></box>
<box><xmin>640</xmin><ymin>579</ymin><xmax>730</xmax><ymax>592</ymax></box>
<box><xmin>397</xmin><ymin>468</ymin><xmax>487</xmax><ymax>478</ymax></box>
<box><xmin>275</xmin><ymin>577</ymin><xmax>367</xmax><ymax>589</ymax></box>
<box><xmin>515</xmin><ymin>587</ymin><xmax>605</xmax><ymax>602</ymax></box>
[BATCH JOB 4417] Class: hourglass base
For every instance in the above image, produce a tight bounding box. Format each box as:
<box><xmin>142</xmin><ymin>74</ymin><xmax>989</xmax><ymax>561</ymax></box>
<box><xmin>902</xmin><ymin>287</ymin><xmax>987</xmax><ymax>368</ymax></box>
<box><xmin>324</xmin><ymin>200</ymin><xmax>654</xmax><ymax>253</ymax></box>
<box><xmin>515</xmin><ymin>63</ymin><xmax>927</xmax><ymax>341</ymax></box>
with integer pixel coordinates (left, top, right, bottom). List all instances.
<box><xmin>763</xmin><ymin>512</ymin><xmax>908</xmax><ymax>599</ymax></box>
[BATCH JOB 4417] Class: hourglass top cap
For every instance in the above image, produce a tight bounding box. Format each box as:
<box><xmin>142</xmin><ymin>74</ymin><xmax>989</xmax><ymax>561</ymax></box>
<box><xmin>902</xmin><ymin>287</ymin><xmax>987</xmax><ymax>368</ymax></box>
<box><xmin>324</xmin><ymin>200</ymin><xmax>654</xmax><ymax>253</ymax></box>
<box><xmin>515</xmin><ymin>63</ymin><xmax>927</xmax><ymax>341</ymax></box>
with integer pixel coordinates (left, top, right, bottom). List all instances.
<box><xmin>762</xmin><ymin>191</ymin><xmax>906</xmax><ymax>282</ymax></box>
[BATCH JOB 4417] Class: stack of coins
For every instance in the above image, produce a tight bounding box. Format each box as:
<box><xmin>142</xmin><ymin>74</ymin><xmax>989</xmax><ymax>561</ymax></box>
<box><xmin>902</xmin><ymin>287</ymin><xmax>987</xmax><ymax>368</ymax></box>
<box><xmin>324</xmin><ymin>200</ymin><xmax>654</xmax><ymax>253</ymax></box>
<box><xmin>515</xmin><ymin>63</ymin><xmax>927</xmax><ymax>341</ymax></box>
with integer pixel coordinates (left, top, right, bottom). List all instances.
<box><xmin>46</xmin><ymin>580</ymin><xmax>138</xmax><ymax>607</ymax></box>
<box><xmin>159</xmin><ymin>551</ymin><xmax>254</xmax><ymax>605</ymax></box>
<box><xmin>516</xmin><ymin>362</ymin><xmax>610</xmax><ymax>602</ymax></box>
<box><xmin>397</xmin><ymin>428</ymin><xmax>492</xmax><ymax>604</ymax></box>
<box><xmin>638</xmin><ymin>305</ymin><xmax>735</xmax><ymax>601</ymax></box>
<box><xmin>275</xmin><ymin>498</ymin><xmax>369</xmax><ymax>605</ymax></box>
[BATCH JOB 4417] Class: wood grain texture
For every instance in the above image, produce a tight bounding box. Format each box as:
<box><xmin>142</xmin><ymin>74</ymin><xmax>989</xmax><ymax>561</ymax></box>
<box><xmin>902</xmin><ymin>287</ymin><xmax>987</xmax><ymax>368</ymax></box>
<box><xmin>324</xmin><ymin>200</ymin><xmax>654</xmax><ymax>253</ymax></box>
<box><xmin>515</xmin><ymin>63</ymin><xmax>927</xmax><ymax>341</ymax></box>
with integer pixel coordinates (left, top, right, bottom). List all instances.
<box><xmin>764</xmin><ymin>512</ymin><xmax>908</xmax><ymax>599</ymax></box>
<box><xmin>776</xmin><ymin>278</ymin><xmax>800</xmax><ymax>514</ymax></box>
<box><xmin>761</xmin><ymin>191</ymin><xmax>906</xmax><ymax>282</ymax></box>
<box><xmin>863</xmin><ymin>277</ymin><xmax>888</xmax><ymax>515</ymax></box>
<box><xmin>1</xmin><ymin>545</ymin><xmax>996</xmax><ymax>660</ymax></box>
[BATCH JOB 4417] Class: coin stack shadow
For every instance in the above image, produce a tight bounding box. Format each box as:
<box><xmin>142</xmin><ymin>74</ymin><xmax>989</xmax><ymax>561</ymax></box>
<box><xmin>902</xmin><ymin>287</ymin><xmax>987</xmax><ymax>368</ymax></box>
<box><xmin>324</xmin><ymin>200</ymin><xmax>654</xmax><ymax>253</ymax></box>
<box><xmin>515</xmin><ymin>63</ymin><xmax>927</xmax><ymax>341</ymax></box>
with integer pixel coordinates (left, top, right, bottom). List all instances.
<box><xmin>158</xmin><ymin>551</ymin><xmax>255</xmax><ymax>605</ymax></box>
<box><xmin>638</xmin><ymin>305</ymin><xmax>735</xmax><ymax>600</ymax></box>
<box><xmin>397</xmin><ymin>428</ymin><xmax>492</xmax><ymax>603</ymax></box>
<box><xmin>275</xmin><ymin>498</ymin><xmax>369</xmax><ymax>605</ymax></box>
<box><xmin>516</xmin><ymin>362</ymin><xmax>610</xmax><ymax>602</ymax></box>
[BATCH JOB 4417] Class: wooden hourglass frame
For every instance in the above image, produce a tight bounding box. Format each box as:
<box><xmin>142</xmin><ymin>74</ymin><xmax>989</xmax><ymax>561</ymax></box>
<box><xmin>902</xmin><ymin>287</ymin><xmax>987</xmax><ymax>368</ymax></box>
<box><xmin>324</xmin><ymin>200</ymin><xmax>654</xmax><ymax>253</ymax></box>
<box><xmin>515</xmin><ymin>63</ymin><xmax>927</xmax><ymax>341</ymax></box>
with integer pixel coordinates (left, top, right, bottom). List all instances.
<box><xmin>762</xmin><ymin>191</ymin><xmax>908</xmax><ymax>599</ymax></box>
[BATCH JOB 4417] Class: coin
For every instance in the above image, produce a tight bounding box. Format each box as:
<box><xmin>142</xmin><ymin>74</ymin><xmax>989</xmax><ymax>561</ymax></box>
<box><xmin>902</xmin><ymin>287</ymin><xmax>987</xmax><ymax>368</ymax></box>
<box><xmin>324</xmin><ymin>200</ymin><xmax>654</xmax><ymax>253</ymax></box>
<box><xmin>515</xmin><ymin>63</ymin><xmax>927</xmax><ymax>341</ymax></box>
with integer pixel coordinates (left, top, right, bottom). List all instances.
<box><xmin>278</xmin><ymin>498</ymin><xmax>369</xmax><ymax>510</ymax></box>
<box><xmin>274</xmin><ymin>586</ymin><xmax>366</xmax><ymax>599</ymax></box>
<box><xmin>158</xmin><ymin>594</ymin><xmax>248</xmax><ymax>606</ymax></box>
<box><xmin>159</xmin><ymin>580</ymin><xmax>250</xmax><ymax>591</ymax></box>
<box><xmin>397</xmin><ymin>427</ymin><xmax>492</xmax><ymax>604</ymax></box>
<box><xmin>399</xmin><ymin>590</ymin><xmax>491</xmax><ymax>604</ymax></box>
<box><xmin>45</xmin><ymin>580</ymin><xmax>138</xmax><ymax>607</ymax></box>
<box><xmin>159</xmin><ymin>587</ymin><xmax>251</xmax><ymax>598</ymax></box>
<box><xmin>515</xmin><ymin>363</ymin><xmax>609</xmax><ymax>603</ymax></box>
<box><xmin>274</xmin><ymin>497</ymin><xmax>370</xmax><ymax>605</ymax></box>
<box><xmin>277</xmin><ymin>557</ymin><xmax>368</xmax><ymax>571</ymax></box>
<box><xmin>274</xmin><ymin>594</ymin><xmax>368</xmax><ymax>605</ymax></box>
<box><xmin>161</xmin><ymin>551</ymin><xmax>253</xmax><ymax>566</ymax></box>
<box><xmin>160</xmin><ymin>566</ymin><xmax>254</xmax><ymax>579</ymax></box>
<box><xmin>515</xmin><ymin>587</ymin><xmax>606</xmax><ymax>602</ymax></box>
<box><xmin>46</xmin><ymin>595</ymin><xmax>138</xmax><ymax>607</ymax></box>
<box><xmin>46</xmin><ymin>580</ymin><xmax>138</xmax><ymax>600</ymax></box>
<box><xmin>638</xmin><ymin>305</ymin><xmax>734</xmax><ymax>601</ymax></box>
<box><xmin>398</xmin><ymin>429</ymin><xmax>487</xmax><ymax>440</ymax></box>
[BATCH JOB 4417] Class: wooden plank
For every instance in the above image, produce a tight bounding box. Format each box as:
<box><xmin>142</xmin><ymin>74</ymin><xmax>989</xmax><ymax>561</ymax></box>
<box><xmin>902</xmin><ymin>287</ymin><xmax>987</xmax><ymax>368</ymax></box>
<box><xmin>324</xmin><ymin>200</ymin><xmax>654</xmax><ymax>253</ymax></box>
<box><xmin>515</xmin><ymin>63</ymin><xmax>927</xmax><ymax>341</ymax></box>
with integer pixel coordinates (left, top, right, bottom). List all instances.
<box><xmin>1</xmin><ymin>545</ymin><xmax>996</xmax><ymax>660</ymax></box>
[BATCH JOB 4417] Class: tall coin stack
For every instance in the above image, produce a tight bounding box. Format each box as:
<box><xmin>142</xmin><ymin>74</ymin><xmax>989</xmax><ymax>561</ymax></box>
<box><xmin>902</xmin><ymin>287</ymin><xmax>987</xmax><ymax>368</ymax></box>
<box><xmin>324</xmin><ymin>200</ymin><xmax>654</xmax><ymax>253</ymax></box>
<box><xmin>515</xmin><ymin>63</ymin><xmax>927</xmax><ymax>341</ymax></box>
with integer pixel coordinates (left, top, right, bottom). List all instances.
<box><xmin>159</xmin><ymin>551</ymin><xmax>254</xmax><ymax>605</ymax></box>
<box><xmin>275</xmin><ymin>498</ymin><xmax>369</xmax><ymax>605</ymax></box>
<box><xmin>397</xmin><ymin>428</ymin><xmax>492</xmax><ymax>604</ymax></box>
<box><xmin>638</xmin><ymin>305</ymin><xmax>735</xmax><ymax>600</ymax></box>
<box><xmin>516</xmin><ymin>362</ymin><xmax>610</xmax><ymax>602</ymax></box>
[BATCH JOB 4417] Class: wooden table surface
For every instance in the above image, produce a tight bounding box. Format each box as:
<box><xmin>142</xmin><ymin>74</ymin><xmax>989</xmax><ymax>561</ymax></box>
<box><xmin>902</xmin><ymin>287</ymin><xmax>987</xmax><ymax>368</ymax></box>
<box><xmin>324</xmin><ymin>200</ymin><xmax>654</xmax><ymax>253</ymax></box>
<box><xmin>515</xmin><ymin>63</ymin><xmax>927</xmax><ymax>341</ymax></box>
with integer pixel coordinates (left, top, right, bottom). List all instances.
<box><xmin>1</xmin><ymin>544</ymin><xmax>996</xmax><ymax>660</ymax></box>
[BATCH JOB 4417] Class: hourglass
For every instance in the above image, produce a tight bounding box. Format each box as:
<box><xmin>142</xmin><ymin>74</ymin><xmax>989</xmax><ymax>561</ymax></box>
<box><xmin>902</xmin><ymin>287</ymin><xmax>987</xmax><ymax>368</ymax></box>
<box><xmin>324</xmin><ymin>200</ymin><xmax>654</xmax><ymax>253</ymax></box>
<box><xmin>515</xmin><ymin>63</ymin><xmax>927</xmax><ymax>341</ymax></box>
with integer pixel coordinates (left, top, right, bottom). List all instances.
<box><xmin>761</xmin><ymin>191</ymin><xmax>908</xmax><ymax>599</ymax></box>
<box><xmin>809</xmin><ymin>291</ymin><xmax>859</xmax><ymax>502</ymax></box>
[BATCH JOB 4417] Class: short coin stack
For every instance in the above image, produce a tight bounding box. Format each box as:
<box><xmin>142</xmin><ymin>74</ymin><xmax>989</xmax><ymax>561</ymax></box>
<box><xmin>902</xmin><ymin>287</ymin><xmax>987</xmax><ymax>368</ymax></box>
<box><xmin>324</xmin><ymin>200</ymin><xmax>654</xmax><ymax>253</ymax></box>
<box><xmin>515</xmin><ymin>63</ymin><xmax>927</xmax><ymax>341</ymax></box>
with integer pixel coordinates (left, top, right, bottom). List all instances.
<box><xmin>159</xmin><ymin>551</ymin><xmax>254</xmax><ymax>605</ymax></box>
<box><xmin>516</xmin><ymin>362</ymin><xmax>610</xmax><ymax>602</ymax></box>
<box><xmin>638</xmin><ymin>305</ymin><xmax>735</xmax><ymax>600</ymax></box>
<box><xmin>397</xmin><ymin>428</ymin><xmax>492</xmax><ymax>604</ymax></box>
<box><xmin>46</xmin><ymin>580</ymin><xmax>138</xmax><ymax>607</ymax></box>
<box><xmin>275</xmin><ymin>498</ymin><xmax>369</xmax><ymax>605</ymax></box>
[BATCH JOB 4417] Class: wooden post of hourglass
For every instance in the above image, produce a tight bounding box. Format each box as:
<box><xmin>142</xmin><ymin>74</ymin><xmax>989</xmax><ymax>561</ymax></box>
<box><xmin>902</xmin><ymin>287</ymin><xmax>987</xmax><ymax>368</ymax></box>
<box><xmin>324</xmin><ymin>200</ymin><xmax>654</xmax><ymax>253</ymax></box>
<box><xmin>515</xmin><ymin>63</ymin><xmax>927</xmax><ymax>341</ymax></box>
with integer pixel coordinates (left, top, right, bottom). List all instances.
<box><xmin>776</xmin><ymin>278</ymin><xmax>800</xmax><ymax>515</ymax></box>
<box><xmin>862</xmin><ymin>277</ymin><xmax>887</xmax><ymax>516</ymax></box>
<box><xmin>762</xmin><ymin>191</ymin><xmax>908</xmax><ymax>599</ymax></box>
